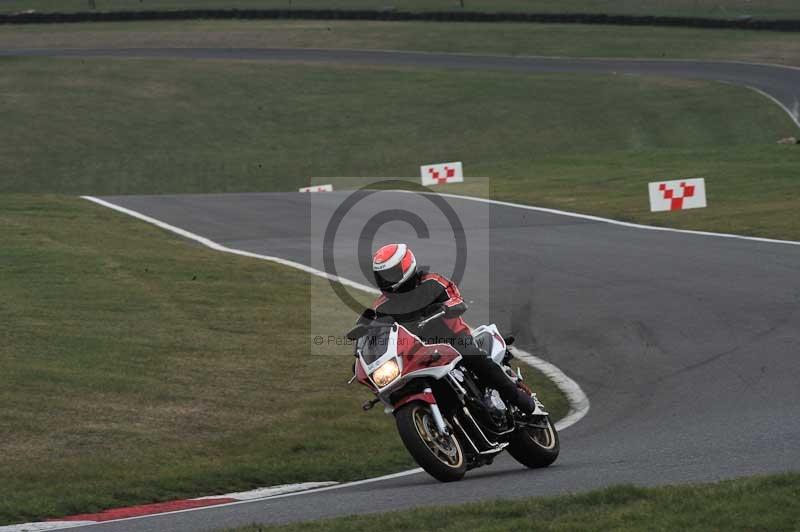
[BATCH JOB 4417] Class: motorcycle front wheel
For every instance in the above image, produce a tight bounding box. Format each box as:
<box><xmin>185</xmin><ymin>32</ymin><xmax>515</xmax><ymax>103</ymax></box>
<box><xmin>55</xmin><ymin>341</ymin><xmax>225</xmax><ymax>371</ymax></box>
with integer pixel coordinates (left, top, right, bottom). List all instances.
<box><xmin>507</xmin><ymin>415</ymin><xmax>560</xmax><ymax>468</ymax></box>
<box><xmin>395</xmin><ymin>403</ymin><xmax>466</xmax><ymax>482</ymax></box>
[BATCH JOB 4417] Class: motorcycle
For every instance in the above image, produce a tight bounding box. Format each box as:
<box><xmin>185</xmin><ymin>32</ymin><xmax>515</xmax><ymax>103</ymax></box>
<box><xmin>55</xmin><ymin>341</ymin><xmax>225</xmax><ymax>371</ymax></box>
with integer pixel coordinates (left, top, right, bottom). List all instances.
<box><xmin>346</xmin><ymin>309</ymin><xmax>559</xmax><ymax>482</ymax></box>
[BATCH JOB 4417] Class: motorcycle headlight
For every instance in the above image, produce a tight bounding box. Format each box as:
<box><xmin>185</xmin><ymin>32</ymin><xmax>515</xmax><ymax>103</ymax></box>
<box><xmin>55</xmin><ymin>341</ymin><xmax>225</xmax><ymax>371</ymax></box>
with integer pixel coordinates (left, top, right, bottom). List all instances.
<box><xmin>372</xmin><ymin>359</ymin><xmax>400</xmax><ymax>387</ymax></box>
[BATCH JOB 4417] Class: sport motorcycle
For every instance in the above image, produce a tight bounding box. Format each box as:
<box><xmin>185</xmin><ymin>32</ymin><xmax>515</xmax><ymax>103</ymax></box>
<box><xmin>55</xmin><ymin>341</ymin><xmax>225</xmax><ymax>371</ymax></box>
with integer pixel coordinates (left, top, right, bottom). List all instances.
<box><xmin>347</xmin><ymin>309</ymin><xmax>559</xmax><ymax>482</ymax></box>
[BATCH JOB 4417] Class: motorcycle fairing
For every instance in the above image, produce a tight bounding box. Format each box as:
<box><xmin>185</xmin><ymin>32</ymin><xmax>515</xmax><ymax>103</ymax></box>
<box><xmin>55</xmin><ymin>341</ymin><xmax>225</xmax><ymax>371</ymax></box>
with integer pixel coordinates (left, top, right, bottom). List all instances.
<box><xmin>470</xmin><ymin>324</ymin><xmax>507</xmax><ymax>364</ymax></box>
<box><xmin>356</xmin><ymin>324</ymin><xmax>462</xmax><ymax>394</ymax></box>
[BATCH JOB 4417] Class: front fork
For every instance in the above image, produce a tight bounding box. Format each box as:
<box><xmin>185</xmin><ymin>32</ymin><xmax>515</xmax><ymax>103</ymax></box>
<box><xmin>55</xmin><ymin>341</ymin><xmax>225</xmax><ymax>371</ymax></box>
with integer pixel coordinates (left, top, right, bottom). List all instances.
<box><xmin>392</xmin><ymin>387</ymin><xmax>450</xmax><ymax>436</ymax></box>
<box><xmin>426</xmin><ymin>390</ymin><xmax>450</xmax><ymax>436</ymax></box>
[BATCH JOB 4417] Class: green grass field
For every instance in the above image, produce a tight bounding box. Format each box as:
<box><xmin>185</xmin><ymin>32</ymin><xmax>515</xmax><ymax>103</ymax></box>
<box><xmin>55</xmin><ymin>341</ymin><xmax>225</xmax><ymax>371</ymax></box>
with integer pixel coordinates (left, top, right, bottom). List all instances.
<box><xmin>2</xmin><ymin>56</ymin><xmax>798</xmax><ymax>240</ymax></box>
<box><xmin>2</xmin><ymin>16</ymin><xmax>799</xmax><ymax>525</ymax></box>
<box><xmin>223</xmin><ymin>473</ymin><xmax>800</xmax><ymax>532</ymax></box>
<box><xmin>4</xmin><ymin>20</ymin><xmax>800</xmax><ymax>67</ymax></box>
<box><xmin>0</xmin><ymin>194</ymin><xmax>569</xmax><ymax>524</ymax></box>
<box><xmin>2</xmin><ymin>0</ymin><xmax>799</xmax><ymax>19</ymax></box>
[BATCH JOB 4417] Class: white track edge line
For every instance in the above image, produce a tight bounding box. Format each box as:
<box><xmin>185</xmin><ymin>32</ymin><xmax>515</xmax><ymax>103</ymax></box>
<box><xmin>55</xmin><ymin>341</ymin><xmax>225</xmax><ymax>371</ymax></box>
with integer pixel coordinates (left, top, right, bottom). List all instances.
<box><xmin>80</xmin><ymin>195</ymin><xmax>589</xmax><ymax>423</ymax></box>
<box><xmin>512</xmin><ymin>350</ymin><xmax>589</xmax><ymax>431</ymax></box>
<box><xmin>428</xmin><ymin>192</ymin><xmax>800</xmax><ymax>246</ymax></box>
<box><xmin>43</xmin><ymin>468</ymin><xmax>428</xmax><ymax>531</ymax></box>
<box><xmin>715</xmin><ymin>79</ymin><xmax>800</xmax><ymax>129</ymax></box>
<box><xmin>192</xmin><ymin>481</ymin><xmax>339</xmax><ymax>501</ymax></box>
<box><xmin>64</xmin><ymin>194</ymin><xmax>590</xmax><ymax>528</ymax></box>
<box><xmin>13</xmin><ymin>471</ymin><xmax>427</xmax><ymax>531</ymax></box>
<box><xmin>0</xmin><ymin>522</ymin><xmax>97</xmax><ymax>532</ymax></box>
<box><xmin>81</xmin><ymin>194</ymin><xmax>590</xmax><ymax>427</ymax></box>
<box><xmin>80</xmin><ymin>196</ymin><xmax>382</xmax><ymax>295</ymax></box>
<box><xmin>744</xmin><ymin>85</ymin><xmax>800</xmax><ymax>129</ymax></box>
<box><xmin>10</xmin><ymin>45</ymin><xmax>788</xmax><ymax>530</ymax></box>
<box><xmin>71</xmin><ymin>184</ymin><xmax>800</xmax><ymax>527</ymax></box>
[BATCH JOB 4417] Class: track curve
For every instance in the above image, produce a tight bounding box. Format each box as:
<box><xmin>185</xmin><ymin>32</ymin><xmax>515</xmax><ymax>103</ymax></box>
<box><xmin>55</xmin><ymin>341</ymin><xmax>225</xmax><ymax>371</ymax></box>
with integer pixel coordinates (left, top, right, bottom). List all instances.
<box><xmin>6</xmin><ymin>47</ymin><xmax>799</xmax><ymax>530</ymax></box>
<box><xmin>67</xmin><ymin>191</ymin><xmax>800</xmax><ymax>531</ymax></box>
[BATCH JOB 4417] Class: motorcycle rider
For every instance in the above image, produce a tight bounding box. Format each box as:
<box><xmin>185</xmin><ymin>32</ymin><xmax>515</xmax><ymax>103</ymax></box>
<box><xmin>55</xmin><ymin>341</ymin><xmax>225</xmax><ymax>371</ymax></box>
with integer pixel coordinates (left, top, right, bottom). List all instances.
<box><xmin>358</xmin><ymin>243</ymin><xmax>537</xmax><ymax>414</ymax></box>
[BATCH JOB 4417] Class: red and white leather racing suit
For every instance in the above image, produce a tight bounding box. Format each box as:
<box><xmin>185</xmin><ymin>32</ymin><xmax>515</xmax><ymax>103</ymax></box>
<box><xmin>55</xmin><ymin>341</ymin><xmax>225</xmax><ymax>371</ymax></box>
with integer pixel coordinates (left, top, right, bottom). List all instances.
<box><xmin>366</xmin><ymin>271</ymin><xmax>532</xmax><ymax>411</ymax></box>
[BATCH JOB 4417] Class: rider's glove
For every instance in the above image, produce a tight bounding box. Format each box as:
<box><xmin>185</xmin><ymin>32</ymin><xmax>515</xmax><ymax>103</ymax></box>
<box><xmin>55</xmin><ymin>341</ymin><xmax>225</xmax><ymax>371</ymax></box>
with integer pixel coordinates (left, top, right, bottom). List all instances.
<box><xmin>443</xmin><ymin>302</ymin><xmax>467</xmax><ymax>319</ymax></box>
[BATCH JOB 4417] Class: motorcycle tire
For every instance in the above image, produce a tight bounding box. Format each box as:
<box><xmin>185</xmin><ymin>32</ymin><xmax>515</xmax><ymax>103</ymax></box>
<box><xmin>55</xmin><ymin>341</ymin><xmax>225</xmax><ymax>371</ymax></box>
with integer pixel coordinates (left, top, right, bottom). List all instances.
<box><xmin>507</xmin><ymin>415</ymin><xmax>560</xmax><ymax>468</ymax></box>
<box><xmin>395</xmin><ymin>402</ymin><xmax>466</xmax><ymax>482</ymax></box>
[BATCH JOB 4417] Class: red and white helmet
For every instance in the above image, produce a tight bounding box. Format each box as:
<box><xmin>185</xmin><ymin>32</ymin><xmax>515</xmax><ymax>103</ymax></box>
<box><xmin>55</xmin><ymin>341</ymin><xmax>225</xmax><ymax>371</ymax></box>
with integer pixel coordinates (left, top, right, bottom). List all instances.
<box><xmin>372</xmin><ymin>243</ymin><xmax>417</xmax><ymax>293</ymax></box>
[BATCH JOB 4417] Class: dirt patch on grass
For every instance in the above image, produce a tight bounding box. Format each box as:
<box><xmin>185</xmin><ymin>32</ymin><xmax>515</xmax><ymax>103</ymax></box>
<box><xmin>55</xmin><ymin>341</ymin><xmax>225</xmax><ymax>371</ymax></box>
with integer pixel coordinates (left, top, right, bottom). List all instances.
<box><xmin>726</xmin><ymin>37</ymin><xmax>800</xmax><ymax>66</ymax></box>
<box><xmin>644</xmin><ymin>77</ymin><xmax>710</xmax><ymax>89</ymax></box>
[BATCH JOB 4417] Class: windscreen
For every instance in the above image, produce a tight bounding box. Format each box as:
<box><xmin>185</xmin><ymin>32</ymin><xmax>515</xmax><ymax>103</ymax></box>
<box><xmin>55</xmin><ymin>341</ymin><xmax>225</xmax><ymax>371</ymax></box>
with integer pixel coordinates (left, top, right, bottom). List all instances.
<box><xmin>358</xmin><ymin>325</ymin><xmax>394</xmax><ymax>365</ymax></box>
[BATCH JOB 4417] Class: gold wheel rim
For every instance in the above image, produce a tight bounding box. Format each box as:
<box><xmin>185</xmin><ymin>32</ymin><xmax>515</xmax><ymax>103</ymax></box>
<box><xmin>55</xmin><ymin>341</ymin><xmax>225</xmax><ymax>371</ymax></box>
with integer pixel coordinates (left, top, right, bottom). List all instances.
<box><xmin>527</xmin><ymin>417</ymin><xmax>557</xmax><ymax>450</ymax></box>
<box><xmin>411</xmin><ymin>406</ymin><xmax>464</xmax><ymax>468</ymax></box>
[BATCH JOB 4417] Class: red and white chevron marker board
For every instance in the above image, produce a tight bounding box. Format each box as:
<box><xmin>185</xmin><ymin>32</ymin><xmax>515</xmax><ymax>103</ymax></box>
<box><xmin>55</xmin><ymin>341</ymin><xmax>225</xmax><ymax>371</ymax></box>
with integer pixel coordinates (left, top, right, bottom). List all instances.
<box><xmin>299</xmin><ymin>184</ymin><xmax>333</xmax><ymax>192</ymax></box>
<box><xmin>420</xmin><ymin>162</ymin><xmax>464</xmax><ymax>186</ymax></box>
<box><xmin>648</xmin><ymin>178</ymin><xmax>707</xmax><ymax>212</ymax></box>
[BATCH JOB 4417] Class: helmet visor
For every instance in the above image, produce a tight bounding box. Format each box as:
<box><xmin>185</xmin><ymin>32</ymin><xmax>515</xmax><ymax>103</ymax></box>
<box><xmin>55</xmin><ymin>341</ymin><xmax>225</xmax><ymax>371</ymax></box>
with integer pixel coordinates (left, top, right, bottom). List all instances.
<box><xmin>374</xmin><ymin>262</ymin><xmax>405</xmax><ymax>292</ymax></box>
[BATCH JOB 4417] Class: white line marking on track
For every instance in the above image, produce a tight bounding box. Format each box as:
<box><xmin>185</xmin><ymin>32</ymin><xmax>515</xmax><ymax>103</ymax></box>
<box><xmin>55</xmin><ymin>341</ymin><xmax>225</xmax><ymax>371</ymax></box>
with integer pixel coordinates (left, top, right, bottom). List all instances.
<box><xmin>430</xmin><ymin>192</ymin><xmax>800</xmax><ymax>246</ymax></box>
<box><xmin>76</xmin><ymin>185</ymin><xmax>800</xmax><ymax>530</ymax></box>
<box><xmin>80</xmin><ymin>195</ymin><xmax>592</xmax><ymax>425</ymax></box>
<box><xmin>745</xmin><ymin>86</ymin><xmax>800</xmax><ymax>129</ymax></box>
<box><xmin>71</xmin><ymin>193</ymin><xmax>592</xmax><ymax>528</ymax></box>
<box><xmin>193</xmin><ymin>482</ymin><xmax>338</xmax><ymax>501</ymax></box>
<box><xmin>717</xmin><ymin>81</ymin><xmax>800</xmax><ymax>130</ymax></box>
<box><xmin>80</xmin><ymin>196</ymin><xmax>379</xmax><ymax>294</ymax></box>
<box><xmin>0</xmin><ymin>522</ymin><xmax>96</xmax><ymax>532</ymax></box>
<box><xmin>11</xmin><ymin>49</ymin><xmax>790</xmax><ymax>532</ymax></box>
<box><xmin>35</xmin><ymin>469</ymin><xmax>430</xmax><ymax>531</ymax></box>
<box><xmin>513</xmin><ymin>350</ymin><xmax>590</xmax><ymax>431</ymax></box>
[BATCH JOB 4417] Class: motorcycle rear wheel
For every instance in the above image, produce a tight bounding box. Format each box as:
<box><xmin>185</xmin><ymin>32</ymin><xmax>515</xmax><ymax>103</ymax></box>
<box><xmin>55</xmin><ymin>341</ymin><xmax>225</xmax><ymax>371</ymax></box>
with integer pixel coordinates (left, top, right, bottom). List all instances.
<box><xmin>395</xmin><ymin>403</ymin><xmax>466</xmax><ymax>482</ymax></box>
<box><xmin>507</xmin><ymin>415</ymin><xmax>560</xmax><ymax>468</ymax></box>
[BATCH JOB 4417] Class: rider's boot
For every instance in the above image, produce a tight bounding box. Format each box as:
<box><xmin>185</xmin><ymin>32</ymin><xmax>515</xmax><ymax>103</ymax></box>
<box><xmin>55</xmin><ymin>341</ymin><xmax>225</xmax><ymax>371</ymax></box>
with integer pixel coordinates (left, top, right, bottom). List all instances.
<box><xmin>467</xmin><ymin>350</ymin><xmax>537</xmax><ymax>414</ymax></box>
<box><xmin>498</xmin><ymin>381</ymin><xmax>537</xmax><ymax>415</ymax></box>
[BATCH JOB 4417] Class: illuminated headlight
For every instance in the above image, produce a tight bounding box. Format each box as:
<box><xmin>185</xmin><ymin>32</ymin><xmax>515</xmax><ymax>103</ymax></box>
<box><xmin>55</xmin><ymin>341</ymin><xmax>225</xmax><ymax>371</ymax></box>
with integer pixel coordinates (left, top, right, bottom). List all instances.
<box><xmin>372</xmin><ymin>359</ymin><xmax>400</xmax><ymax>387</ymax></box>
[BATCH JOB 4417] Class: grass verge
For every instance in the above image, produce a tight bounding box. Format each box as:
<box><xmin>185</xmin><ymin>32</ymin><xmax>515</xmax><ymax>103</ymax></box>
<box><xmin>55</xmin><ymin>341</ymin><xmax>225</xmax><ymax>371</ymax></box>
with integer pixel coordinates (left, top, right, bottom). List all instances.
<box><xmin>1</xmin><ymin>0</ymin><xmax>799</xmax><ymax>19</ymax></box>
<box><xmin>223</xmin><ymin>472</ymin><xmax>800</xmax><ymax>532</ymax></box>
<box><xmin>1</xmin><ymin>57</ymin><xmax>798</xmax><ymax>240</ymax></box>
<box><xmin>3</xmin><ymin>20</ymin><xmax>800</xmax><ymax>67</ymax></box>
<box><xmin>0</xmin><ymin>194</ymin><xmax>567</xmax><ymax>525</ymax></box>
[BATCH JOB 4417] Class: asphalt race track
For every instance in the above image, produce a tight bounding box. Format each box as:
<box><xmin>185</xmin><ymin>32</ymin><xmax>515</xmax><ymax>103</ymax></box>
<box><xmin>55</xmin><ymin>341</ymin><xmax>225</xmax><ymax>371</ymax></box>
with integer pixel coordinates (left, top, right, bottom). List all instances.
<box><xmin>4</xmin><ymin>47</ymin><xmax>799</xmax><ymax>530</ymax></box>
<box><xmin>1</xmin><ymin>48</ymin><xmax>800</xmax><ymax>126</ymax></box>
<box><xmin>68</xmin><ymin>190</ymin><xmax>800</xmax><ymax>532</ymax></box>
